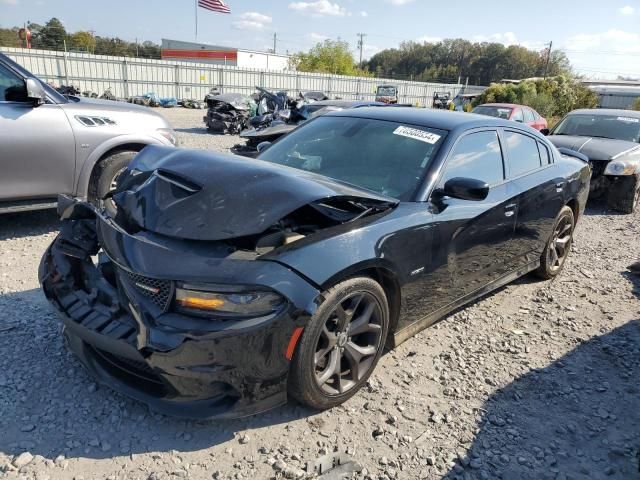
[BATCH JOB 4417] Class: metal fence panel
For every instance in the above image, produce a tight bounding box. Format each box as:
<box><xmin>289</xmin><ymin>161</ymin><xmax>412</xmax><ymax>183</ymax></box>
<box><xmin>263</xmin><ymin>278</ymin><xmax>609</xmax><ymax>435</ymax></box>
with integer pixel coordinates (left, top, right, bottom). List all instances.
<box><xmin>1</xmin><ymin>46</ymin><xmax>486</xmax><ymax>106</ymax></box>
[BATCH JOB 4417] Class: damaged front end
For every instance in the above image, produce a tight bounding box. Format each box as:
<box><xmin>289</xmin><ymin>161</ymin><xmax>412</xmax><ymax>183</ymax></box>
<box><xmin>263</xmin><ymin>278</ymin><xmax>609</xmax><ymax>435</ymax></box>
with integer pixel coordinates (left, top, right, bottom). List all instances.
<box><xmin>203</xmin><ymin>93</ymin><xmax>256</xmax><ymax>134</ymax></box>
<box><xmin>39</xmin><ymin>146</ymin><xmax>396</xmax><ymax>418</ymax></box>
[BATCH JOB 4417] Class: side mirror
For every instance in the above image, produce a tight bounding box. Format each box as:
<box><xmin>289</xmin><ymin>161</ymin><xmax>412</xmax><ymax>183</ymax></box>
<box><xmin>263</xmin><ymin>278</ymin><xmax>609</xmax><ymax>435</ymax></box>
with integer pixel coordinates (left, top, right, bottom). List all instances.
<box><xmin>25</xmin><ymin>78</ymin><xmax>46</xmax><ymax>106</ymax></box>
<box><xmin>435</xmin><ymin>177</ymin><xmax>490</xmax><ymax>202</ymax></box>
<box><xmin>256</xmin><ymin>141</ymin><xmax>272</xmax><ymax>153</ymax></box>
<box><xmin>540</xmin><ymin>128</ymin><xmax>550</xmax><ymax>136</ymax></box>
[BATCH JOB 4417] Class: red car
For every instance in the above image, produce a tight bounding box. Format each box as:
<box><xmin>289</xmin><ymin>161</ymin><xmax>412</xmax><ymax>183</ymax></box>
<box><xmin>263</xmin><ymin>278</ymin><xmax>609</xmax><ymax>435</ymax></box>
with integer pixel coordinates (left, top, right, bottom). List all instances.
<box><xmin>472</xmin><ymin>103</ymin><xmax>548</xmax><ymax>131</ymax></box>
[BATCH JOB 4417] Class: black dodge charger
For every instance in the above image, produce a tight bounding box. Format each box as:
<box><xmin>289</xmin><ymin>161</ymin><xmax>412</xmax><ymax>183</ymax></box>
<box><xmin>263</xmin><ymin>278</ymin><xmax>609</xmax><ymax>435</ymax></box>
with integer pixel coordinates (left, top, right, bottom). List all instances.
<box><xmin>40</xmin><ymin>108</ymin><xmax>591</xmax><ymax>418</ymax></box>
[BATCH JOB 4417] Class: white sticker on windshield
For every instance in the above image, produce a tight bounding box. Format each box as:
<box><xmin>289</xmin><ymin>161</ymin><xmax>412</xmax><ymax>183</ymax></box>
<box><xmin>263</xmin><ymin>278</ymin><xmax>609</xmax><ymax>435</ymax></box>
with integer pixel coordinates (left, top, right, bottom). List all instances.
<box><xmin>393</xmin><ymin>126</ymin><xmax>441</xmax><ymax>144</ymax></box>
<box><xmin>617</xmin><ymin>116</ymin><xmax>639</xmax><ymax>123</ymax></box>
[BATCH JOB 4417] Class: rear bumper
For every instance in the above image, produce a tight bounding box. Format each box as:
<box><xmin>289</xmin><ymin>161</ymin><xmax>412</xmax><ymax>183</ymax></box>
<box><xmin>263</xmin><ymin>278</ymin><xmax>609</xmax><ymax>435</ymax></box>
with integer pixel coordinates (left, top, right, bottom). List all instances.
<box><xmin>39</xmin><ymin>198</ymin><xmax>320</xmax><ymax>419</ymax></box>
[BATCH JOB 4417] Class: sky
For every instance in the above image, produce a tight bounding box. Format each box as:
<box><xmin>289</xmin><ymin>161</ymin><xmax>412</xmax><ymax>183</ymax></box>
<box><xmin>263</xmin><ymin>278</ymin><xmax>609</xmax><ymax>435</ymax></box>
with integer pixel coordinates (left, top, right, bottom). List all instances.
<box><xmin>1</xmin><ymin>0</ymin><xmax>639</xmax><ymax>79</ymax></box>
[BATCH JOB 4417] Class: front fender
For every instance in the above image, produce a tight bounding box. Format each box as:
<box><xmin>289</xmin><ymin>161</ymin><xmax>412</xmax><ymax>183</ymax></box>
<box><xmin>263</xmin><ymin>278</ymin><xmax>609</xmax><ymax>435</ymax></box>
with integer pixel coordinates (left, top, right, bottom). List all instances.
<box><xmin>74</xmin><ymin>133</ymin><xmax>173</xmax><ymax>199</ymax></box>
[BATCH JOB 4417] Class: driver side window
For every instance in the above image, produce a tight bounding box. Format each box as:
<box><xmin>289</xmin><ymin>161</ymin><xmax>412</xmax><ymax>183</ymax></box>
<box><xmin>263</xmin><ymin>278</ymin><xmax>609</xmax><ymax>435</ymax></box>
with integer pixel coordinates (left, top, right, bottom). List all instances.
<box><xmin>0</xmin><ymin>63</ymin><xmax>27</xmax><ymax>102</ymax></box>
<box><xmin>438</xmin><ymin>131</ymin><xmax>505</xmax><ymax>187</ymax></box>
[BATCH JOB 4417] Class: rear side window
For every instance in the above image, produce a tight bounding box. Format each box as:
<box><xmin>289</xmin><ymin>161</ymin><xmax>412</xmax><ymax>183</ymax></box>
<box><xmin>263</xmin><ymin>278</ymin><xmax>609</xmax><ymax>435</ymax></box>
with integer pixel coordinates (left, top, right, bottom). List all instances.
<box><xmin>512</xmin><ymin>109</ymin><xmax>524</xmax><ymax>123</ymax></box>
<box><xmin>538</xmin><ymin>142</ymin><xmax>551</xmax><ymax>164</ymax></box>
<box><xmin>439</xmin><ymin>131</ymin><xmax>504</xmax><ymax>186</ymax></box>
<box><xmin>505</xmin><ymin>131</ymin><xmax>542</xmax><ymax>177</ymax></box>
<box><xmin>523</xmin><ymin>109</ymin><xmax>535</xmax><ymax>123</ymax></box>
<box><xmin>0</xmin><ymin>63</ymin><xmax>27</xmax><ymax>102</ymax></box>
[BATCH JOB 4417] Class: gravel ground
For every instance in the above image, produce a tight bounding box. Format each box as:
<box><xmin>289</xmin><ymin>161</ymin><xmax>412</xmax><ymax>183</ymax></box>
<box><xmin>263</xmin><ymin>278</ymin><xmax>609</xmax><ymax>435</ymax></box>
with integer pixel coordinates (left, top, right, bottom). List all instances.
<box><xmin>1</xmin><ymin>108</ymin><xmax>639</xmax><ymax>480</ymax></box>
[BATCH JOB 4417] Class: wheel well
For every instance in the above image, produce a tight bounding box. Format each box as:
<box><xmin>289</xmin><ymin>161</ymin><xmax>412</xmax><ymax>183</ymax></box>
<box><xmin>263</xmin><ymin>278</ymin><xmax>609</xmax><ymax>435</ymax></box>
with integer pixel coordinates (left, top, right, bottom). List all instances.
<box><xmin>88</xmin><ymin>143</ymin><xmax>146</xmax><ymax>199</ymax></box>
<box><xmin>326</xmin><ymin>267</ymin><xmax>402</xmax><ymax>341</ymax></box>
<box><xmin>566</xmin><ymin>198</ymin><xmax>579</xmax><ymax>220</ymax></box>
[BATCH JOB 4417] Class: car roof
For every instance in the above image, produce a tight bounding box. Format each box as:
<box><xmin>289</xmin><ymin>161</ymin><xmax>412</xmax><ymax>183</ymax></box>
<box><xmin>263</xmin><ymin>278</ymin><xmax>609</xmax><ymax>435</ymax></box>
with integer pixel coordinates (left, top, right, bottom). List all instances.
<box><xmin>567</xmin><ymin>108</ymin><xmax>640</xmax><ymax>118</ymax></box>
<box><xmin>326</xmin><ymin>107</ymin><xmax>526</xmax><ymax>132</ymax></box>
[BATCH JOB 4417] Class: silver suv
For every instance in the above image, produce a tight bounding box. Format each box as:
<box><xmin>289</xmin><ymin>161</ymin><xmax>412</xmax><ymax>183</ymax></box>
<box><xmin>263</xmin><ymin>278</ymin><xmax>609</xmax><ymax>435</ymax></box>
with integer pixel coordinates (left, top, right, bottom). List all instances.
<box><xmin>0</xmin><ymin>52</ymin><xmax>176</xmax><ymax>214</ymax></box>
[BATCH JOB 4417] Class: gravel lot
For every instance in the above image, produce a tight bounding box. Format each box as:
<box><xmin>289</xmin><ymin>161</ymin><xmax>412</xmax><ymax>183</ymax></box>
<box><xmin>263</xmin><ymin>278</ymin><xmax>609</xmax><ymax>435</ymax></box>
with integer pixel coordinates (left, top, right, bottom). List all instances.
<box><xmin>1</xmin><ymin>108</ymin><xmax>639</xmax><ymax>480</ymax></box>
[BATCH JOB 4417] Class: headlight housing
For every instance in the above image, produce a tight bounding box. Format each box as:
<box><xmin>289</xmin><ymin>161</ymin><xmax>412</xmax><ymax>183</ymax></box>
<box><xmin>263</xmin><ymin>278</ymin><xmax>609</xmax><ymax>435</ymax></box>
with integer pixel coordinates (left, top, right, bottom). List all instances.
<box><xmin>604</xmin><ymin>159</ymin><xmax>640</xmax><ymax>176</ymax></box>
<box><xmin>157</xmin><ymin>128</ymin><xmax>178</xmax><ymax>146</ymax></box>
<box><xmin>175</xmin><ymin>284</ymin><xmax>284</xmax><ymax>319</ymax></box>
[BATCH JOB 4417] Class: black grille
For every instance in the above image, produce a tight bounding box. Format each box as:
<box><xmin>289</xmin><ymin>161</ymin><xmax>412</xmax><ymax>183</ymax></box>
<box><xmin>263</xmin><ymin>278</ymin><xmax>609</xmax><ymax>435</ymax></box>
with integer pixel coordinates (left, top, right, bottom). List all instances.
<box><xmin>121</xmin><ymin>269</ymin><xmax>173</xmax><ymax>311</ymax></box>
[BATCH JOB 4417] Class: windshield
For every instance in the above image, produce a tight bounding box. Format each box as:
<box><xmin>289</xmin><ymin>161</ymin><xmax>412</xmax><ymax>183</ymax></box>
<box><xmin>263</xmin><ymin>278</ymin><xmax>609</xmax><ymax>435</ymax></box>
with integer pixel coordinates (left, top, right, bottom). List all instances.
<box><xmin>257</xmin><ymin>116</ymin><xmax>447</xmax><ymax>201</ymax></box>
<box><xmin>472</xmin><ymin>106</ymin><xmax>513</xmax><ymax>120</ymax></box>
<box><xmin>553</xmin><ymin>114</ymin><xmax>640</xmax><ymax>143</ymax></box>
<box><xmin>377</xmin><ymin>87</ymin><xmax>397</xmax><ymax>96</ymax></box>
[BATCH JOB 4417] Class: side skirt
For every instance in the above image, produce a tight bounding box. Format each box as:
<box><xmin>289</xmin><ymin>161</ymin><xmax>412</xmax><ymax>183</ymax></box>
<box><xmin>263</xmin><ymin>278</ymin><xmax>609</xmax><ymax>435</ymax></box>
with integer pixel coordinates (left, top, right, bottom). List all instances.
<box><xmin>390</xmin><ymin>259</ymin><xmax>540</xmax><ymax>348</ymax></box>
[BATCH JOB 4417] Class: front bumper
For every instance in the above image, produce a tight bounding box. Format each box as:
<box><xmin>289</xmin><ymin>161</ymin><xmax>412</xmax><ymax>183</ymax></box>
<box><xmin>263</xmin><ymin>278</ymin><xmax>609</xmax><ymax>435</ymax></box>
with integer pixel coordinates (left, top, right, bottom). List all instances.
<box><xmin>39</xmin><ymin>198</ymin><xmax>320</xmax><ymax>419</ymax></box>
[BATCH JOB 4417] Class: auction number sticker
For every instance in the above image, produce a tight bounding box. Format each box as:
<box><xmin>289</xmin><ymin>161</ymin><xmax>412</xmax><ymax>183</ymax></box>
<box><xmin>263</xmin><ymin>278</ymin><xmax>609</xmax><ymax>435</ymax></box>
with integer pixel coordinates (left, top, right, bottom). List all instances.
<box><xmin>393</xmin><ymin>126</ymin><xmax>441</xmax><ymax>144</ymax></box>
<box><xmin>617</xmin><ymin>116</ymin><xmax>639</xmax><ymax>123</ymax></box>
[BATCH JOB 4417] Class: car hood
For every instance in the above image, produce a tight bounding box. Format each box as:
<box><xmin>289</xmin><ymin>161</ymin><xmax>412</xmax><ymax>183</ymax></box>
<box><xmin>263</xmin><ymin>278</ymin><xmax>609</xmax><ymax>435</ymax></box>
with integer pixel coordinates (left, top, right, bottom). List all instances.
<box><xmin>111</xmin><ymin>146</ymin><xmax>397</xmax><ymax>241</ymax></box>
<box><xmin>241</xmin><ymin>123</ymin><xmax>297</xmax><ymax>139</ymax></box>
<box><xmin>62</xmin><ymin>95</ymin><xmax>166</xmax><ymax>116</ymax></box>
<box><xmin>548</xmin><ymin>135</ymin><xmax>640</xmax><ymax>161</ymax></box>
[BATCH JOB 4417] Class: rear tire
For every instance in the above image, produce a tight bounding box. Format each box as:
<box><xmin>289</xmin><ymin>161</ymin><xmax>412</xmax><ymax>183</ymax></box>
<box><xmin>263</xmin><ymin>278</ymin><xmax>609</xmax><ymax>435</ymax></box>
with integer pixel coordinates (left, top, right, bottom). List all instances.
<box><xmin>288</xmin><ymin>277</ymin><xmax>389</xmax><ymax>410</ymax></box>
<box><xmin>89</xmin><ymin>150</ymin><xmax>138</xmax><ymax>215</ymax></box>
<box><xmin>535</xmin><ymin>206</ymin><xmax>575</xmax><ymax>279</ymax></box>
<box><xmin>607</xmin><ymin>174</ymin><xmax>640</xmax><ymax>214</ymax></box>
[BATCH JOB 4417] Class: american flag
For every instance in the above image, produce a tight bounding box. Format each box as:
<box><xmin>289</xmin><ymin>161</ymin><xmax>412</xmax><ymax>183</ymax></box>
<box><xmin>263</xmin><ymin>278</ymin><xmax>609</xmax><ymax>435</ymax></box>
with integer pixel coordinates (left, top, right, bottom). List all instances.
<box><xmin>198</xmin><ymin>0</ymin><xmax>231</xmax><ymax>13</ymax></box>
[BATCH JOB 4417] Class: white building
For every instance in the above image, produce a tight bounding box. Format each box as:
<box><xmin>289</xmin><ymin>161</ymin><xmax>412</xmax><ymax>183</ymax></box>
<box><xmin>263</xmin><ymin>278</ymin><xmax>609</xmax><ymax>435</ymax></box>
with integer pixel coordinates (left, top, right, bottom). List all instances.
<box><xmin>161</xmin><ymin>39</ymin><xmax>290</xmax><ymax>70</ymax></box>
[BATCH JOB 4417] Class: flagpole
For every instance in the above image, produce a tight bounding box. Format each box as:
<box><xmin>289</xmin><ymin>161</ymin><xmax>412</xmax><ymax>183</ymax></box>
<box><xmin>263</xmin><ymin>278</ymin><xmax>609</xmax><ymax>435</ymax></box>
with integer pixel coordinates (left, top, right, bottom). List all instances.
<box><xmin>195</xmin><ymin>0</ymin><xmax>198</xmax><ymax>41</ymax></box>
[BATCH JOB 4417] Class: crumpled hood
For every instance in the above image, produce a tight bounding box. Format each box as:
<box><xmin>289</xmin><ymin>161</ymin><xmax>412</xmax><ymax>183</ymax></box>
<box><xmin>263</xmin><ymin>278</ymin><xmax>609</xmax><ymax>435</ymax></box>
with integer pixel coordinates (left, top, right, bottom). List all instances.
<box><xmin>112</xmin><ymin>146</ymin><xmax>397</xmax><ymax>241</ymax></box>
<box><xmin>548</xmin><ymin>135</ymin><xmax>640</xmax><ymax>161</ymax></box>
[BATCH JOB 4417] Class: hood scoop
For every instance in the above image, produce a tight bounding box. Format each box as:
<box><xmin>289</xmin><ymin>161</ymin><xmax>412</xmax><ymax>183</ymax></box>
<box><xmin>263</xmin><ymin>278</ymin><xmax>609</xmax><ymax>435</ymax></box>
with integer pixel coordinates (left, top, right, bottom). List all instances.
<box><xmin>111</xmin><ymin>145</ymin><xmax>397</xmax><ymax>242</ymax></box>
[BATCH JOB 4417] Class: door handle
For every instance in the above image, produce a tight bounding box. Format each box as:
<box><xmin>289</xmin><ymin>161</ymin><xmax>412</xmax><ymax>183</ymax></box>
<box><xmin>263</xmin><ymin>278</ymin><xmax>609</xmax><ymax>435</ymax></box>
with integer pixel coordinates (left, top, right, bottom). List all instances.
<box><xmin>504</xmin><ymin>204</ymin><xmax>517</xmax><ymax>217</ymax></box>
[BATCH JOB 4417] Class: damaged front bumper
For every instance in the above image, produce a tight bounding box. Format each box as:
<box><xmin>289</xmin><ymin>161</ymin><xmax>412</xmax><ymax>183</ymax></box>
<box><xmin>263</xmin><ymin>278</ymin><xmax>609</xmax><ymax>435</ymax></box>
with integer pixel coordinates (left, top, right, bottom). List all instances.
<box><xmin>39</xmin><ymin>197</ymin><xmax>320</xmax><ymax>419</ymax></box>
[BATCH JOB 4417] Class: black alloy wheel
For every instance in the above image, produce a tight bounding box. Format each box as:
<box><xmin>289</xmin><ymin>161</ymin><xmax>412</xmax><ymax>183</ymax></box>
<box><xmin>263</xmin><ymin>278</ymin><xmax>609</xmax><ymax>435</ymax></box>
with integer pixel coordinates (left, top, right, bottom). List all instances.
<box><xmin>288</xmin><ymin>277</ymin><xmax>389</xmax><ymax>410</ymax></box>
<box><xmin>535</xmin><ymin>206</ymin><xmax>575</xmax><ymax>279</ymax></box>
<box><xmin>313</xmin><ymin>291</ymin><xmax>384</xmax><ymax>395</ymax></box>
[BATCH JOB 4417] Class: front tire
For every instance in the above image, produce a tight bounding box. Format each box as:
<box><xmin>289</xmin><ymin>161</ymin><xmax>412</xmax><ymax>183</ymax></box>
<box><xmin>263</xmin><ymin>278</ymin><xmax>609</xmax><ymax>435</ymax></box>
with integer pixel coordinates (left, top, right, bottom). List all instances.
<box><xmin>607</xmin><ymin>174</ymin><xmax>640</xmax><ymax>214</ymax></box>
<box><xmin>90</xmin><ymin>150</ymin><xmax>138</xmax><ymax>215</ymax></box>
<box><xmin>288</xmin><ymin>277</ymin><xmax>389</xmax><ymax>410</ymax></box>
<box><xmin>535</xmin><ymin>206</ymin><xmax>575</xmax><ymax>279</ymax></box>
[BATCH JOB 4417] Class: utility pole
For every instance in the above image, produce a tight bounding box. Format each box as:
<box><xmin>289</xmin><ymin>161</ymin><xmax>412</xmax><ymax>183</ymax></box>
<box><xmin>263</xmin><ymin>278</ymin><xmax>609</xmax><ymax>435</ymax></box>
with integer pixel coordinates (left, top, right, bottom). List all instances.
<box><xmin>357</xmin><ymin>33</ymin><xmax>367</xmax><ymax>68</ymax></box>
<box><xmin>273</xmin><ymin>33</ymin><xmax>277</xmax><ymax>54</ymax></box>
<box><xmin>543</xmin><ymin>41</ymin><xmax>553</xmax><ymax>79</ymax></box>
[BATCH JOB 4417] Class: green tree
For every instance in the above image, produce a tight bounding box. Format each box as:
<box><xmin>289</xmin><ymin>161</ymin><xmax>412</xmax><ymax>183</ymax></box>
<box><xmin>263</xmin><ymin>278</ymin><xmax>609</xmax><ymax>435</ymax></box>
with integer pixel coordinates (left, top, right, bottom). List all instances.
<box><xmin>31</xmin><ymin>17</ymin><xmax>67</xmax><ymax>50</ymax></box>
<box><xmin>0</xmin><ymin>27</ymin><xmax>21</xmax><ymax>48</ymax></box>
<box><xmin>70</xmin><ymin>31</ymin><xmax>96</xmax><ymax>53</ymax></box>
<box><xmin>632</xmin><ymin>98</ymin><xmax>640</xmax><ymax>111</ymax></box>
<box><xmin>366</xmin><ymin>39</ymin><xmax>572</xmax><ymax>85</ymax></box>
<box><xmin>289</xmin><ymin>40</ymin><xmax>371</xmax><ymax>76</ymax></box>
<box><xmin>473</xmin><ymin>76</ymin><xmax>598</xmax><ymax>118</ymax></box>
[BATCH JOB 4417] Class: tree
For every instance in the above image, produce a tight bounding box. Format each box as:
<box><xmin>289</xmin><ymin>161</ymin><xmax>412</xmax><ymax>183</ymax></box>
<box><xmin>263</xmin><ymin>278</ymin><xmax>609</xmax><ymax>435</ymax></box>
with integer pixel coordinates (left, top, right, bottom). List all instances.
<box><xmin>632</xmin><ymin>98</ymin><xmax>640</xmax><ymax>111</ymax></box>
<box><xmin>366</xmin><ymin>39</ymin><xmax>573</xmax><ymax>85</ymax></box>
<box><xmin>289</xmin><ymin>40</ymin><xmax>371</xmax><ymax>76</ymax></box>
<box><xmin>31</xmin><ymin>17</ymin><xmax>67</xmax><ymax>50</ymax></box>
<box><xmin>70</xmin><ymin>31</ymin><xmax>96</xmax><ymax>53</ymax></box>
<box><xmin>0</xmin><ymin>27</ymin><xmax>21</xmax><ymax>48</ymax></box>
<box><xmin>473</xmin><ymin>76</ymin><xmax>598</xmax><ymax>118</ymax></box>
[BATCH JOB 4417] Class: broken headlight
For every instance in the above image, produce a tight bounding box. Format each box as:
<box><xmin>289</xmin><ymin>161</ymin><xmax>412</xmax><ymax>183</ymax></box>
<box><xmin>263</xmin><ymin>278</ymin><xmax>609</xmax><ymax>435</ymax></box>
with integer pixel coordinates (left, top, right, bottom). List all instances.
<box><xmin>175</xmin><ymin>284</ymin><xmax>284</xmax><ymax>318</ymax></box>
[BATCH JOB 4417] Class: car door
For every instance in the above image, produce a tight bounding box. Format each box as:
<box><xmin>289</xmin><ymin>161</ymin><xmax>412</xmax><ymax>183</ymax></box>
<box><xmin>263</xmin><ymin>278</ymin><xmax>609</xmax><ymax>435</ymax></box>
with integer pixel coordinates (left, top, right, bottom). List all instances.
<box><xmin>502</xmin><ymin>129</ymin><xmax>565</xmax><ymax>269</ymax></box>
<box><xmin>0</xmin><ymin>61</ymin><xmax>75</xmax><ymax>201</ymax></box>
<box><xmin>523</xmin><ymin>108</ymin><xmax>536</xmax><ymax>129</ymax></box>
<box><xmin>426</xmin><ymin>129</ymin><xmax>520</xmax><ymax>304</ymax></box>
